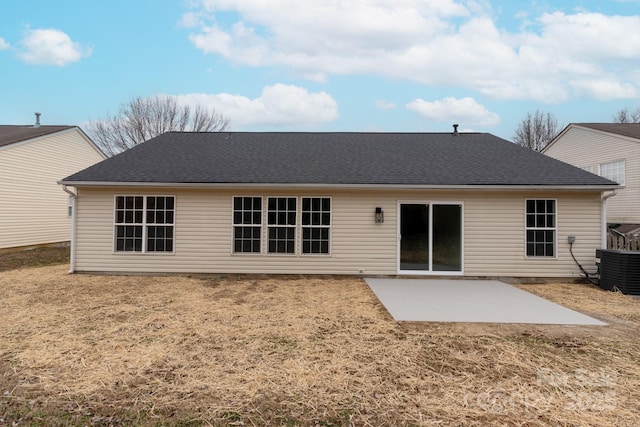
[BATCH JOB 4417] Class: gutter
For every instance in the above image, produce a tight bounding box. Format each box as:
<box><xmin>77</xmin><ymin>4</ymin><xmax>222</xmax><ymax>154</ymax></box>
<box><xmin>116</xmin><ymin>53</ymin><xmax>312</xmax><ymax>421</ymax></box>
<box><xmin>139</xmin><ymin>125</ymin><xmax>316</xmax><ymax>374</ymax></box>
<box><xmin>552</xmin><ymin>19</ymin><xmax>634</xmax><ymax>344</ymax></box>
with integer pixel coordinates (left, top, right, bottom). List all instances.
<box><xmin>61</xmin><ymin>185</ymin><xmax>77</xmax><ymax>273</ymax></box>
<box><xmin>57</xmin><ymin>181</ymin><xmax>621</xmax><ymax>192</ymax></box>
<box><xmin>601</xmin><ymin>190</ymin><xmax>617</xmax><ymax>249</ymax></box>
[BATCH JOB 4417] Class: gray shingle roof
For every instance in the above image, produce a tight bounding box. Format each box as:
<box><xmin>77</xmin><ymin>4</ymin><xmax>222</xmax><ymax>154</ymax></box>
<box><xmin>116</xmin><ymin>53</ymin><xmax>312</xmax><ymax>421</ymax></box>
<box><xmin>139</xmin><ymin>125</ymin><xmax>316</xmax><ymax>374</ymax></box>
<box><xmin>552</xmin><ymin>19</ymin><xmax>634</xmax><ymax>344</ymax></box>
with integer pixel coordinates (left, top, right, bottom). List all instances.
<box><xmin>577</xmin><ymin>123</ymin><xmax>640</xmax><ymax>140</ymax></box>
<box><xmin>0</xmin><ymin>125</ymin><xmax>75</xmax><ymax>148</ymax></box>
<box><xmin>61</xmin><ymin>132</ymin><xmax>617</xmax><ymax>187</ymax></box>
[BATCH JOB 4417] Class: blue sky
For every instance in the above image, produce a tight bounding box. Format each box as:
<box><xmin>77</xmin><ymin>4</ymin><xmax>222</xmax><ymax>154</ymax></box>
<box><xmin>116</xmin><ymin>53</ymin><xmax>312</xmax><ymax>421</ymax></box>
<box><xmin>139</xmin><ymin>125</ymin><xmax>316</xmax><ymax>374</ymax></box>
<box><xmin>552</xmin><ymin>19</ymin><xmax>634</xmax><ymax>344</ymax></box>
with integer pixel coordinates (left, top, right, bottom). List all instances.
<box><xmin>1</xmin><ymin>0</ymin><xmax>639</xmax><ymax>140</ymax></box>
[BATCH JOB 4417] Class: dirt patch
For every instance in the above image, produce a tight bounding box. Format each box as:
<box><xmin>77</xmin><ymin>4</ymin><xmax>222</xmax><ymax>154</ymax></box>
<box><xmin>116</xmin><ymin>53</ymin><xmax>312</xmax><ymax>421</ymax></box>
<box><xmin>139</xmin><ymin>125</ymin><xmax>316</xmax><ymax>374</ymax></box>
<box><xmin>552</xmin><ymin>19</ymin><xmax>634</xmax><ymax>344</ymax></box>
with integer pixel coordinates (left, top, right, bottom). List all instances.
<box><xmin>1</xmin><ymin>267</ymin><xmax>639</xmax><ymax>426</ymax></box>
<box><xmin>0</xmin><ymin>246</ymin><xmax>69</xmax><ymax>272</ymax></box>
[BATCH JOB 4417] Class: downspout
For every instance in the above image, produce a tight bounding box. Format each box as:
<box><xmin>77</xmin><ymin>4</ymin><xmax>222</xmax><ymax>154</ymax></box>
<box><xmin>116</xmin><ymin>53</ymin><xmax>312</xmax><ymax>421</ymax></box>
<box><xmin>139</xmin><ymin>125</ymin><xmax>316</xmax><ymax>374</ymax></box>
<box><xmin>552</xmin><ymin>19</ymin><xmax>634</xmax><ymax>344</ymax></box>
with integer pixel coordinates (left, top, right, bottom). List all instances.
<box><xmin>601</xmin><ymin>190</ymin><xmax>617</xmax><ymax>249</ymax></box>
<box><xmin>62</xmin><ymin>185</ymin><xmax>77</xmax><ymax>273</ymax></box>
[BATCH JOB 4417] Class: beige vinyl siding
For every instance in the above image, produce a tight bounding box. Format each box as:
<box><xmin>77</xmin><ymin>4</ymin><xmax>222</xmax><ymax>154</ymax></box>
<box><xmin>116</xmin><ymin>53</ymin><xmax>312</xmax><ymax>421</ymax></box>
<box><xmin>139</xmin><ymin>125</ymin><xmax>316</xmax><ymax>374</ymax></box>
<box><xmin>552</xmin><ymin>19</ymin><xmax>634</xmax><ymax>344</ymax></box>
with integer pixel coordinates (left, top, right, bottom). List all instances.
<box><xmin>74</xmin><ymin>187</ymin><xmax>602</xmax><ymax>278</ymax></box>
<box><xmin>463</xmin><ymin>191</ymin><xmax>601</xmax><ymax>277</ymax></box>
<box><xmin>75</xmin><ymin>188</ymin><xmax>398</xmax><ymax>275</ymax></box>
<box><xmin>544</xmin><ymin>126</ymin><xmax>640</xmax><ymax>223</ymax></box>
<box><xmin>0</xmin><ymin>129</ymin><xmax>105</xmax><ymax>249</ymax></box>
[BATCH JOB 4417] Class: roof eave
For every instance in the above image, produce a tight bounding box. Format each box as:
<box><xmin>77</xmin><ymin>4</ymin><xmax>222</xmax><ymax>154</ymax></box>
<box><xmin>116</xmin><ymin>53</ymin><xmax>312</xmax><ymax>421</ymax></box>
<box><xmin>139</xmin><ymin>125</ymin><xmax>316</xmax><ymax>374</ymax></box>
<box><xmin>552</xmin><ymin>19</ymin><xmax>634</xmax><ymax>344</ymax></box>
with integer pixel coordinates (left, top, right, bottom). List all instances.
<box><xmin>544</xmin><ymin>124</ymin><xmax>640</xmax><ymax>151</ymax></box>
<box><xmin>58</xmin><ymin>180</ymin><xmax>621</xmax><ymax>191</ymax></box>
<box><xmin>0</xmin><ymin>126</ymin><xmax>83</xmax><ymax>151</ymax></box>
<box><xmin>575</xmin><ymin>123</ymin><xmax>640</xmax><ymax>143</ymax></box>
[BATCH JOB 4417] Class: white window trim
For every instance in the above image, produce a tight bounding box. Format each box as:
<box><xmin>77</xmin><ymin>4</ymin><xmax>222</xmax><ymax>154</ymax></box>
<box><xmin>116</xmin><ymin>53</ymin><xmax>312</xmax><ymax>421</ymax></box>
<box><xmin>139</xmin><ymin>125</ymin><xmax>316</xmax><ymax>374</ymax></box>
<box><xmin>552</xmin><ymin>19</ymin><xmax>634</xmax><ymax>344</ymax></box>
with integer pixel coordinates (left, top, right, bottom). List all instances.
<box><xmin>598</xmin><ymin>159</ymin><xmax>625</xmax><ymax>185</ymax></box>
<box><xmin>231</xmin><ymin>195</ymin><xmax>264</xmax><ymax>255</ymax></box>
<box><xmin>396</xmin><ymin>200</ymin><xmax>465</xmax><ymax>275</ymax></box>
<box><xmin>524</xmin><ymin>198</ymin><xmax>557</xmax><ymax>259</ymax></box>
<box><xmin>300</xmin><ymin>196</ymin><xmax>332</xmax><ymax>257</ymax></box>
<box><xmin>230</xmin><ymin>195</ymin><xmax>333</xmax><ymax>257</ymax></box>
<box><xmin>112</xmin><ymin>195</ymin><xmax>176</xmax><ymax>255</ymax></box>
<box><xmin>266</xmin><ymin>196</ymin><xmax>298</xmax><ymax>256</ymax></box>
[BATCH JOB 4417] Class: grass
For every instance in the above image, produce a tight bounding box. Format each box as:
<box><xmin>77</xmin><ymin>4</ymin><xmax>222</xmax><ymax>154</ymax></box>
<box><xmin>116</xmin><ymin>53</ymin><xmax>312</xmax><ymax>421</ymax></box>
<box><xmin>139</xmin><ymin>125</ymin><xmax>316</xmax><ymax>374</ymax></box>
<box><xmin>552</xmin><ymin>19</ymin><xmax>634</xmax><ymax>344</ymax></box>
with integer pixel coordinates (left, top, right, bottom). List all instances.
<box><xmin>1</xmin><ymin>249</ymin><xmax>639</xmax><ymax>426</ymax></box>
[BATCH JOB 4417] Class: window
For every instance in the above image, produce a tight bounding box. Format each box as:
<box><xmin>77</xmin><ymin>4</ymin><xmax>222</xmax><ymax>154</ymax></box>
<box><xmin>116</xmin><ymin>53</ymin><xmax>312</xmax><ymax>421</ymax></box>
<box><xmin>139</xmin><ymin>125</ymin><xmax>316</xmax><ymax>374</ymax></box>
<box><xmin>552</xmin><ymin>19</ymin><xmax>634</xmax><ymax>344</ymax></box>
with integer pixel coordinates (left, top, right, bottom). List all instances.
<box><xmin>302</xmin><ymin>197</ymin><xmax>331</xmax><ymax>254</ymax></box>
<box><xmin>267</xmin><ymin>197</ymin><xmax>297</xmax><ymax>254</ymax></box>
<box><xmin>581</xmin><ymin>165</ymin><xmax>594</xmax><ymax>174</ymax></box>
<box><xmin>114</xmin><ymin>196</ymin><xmax>174</xmax><ymax>253</ymax></box>
<box><xmin>599</xmin><ymin>160</ymin><xmax>625</xmax><ymax>185</ymax></box>
<box><xmin>115</xmin><ymin>196</ymin><xmax>143</xmax><ymax>252</ymax></box>
<box><xmin>231</xmin><ymin>196</ymin><xmax>332</xmax><ymax>256</ymax></box>
<box><xmin>525</xmin><ymin>199</ymin><xmax>555</xmax><ymax>257</ymax></box>
<box><xmin>146</xmin><ymin>196</ymin><xmax>175</xmax><ymax>252</ymax></box>
<box><xmin>233</xmin><ymin>197</ymin><xmax>262</xmax><ymax>253</ymax></box>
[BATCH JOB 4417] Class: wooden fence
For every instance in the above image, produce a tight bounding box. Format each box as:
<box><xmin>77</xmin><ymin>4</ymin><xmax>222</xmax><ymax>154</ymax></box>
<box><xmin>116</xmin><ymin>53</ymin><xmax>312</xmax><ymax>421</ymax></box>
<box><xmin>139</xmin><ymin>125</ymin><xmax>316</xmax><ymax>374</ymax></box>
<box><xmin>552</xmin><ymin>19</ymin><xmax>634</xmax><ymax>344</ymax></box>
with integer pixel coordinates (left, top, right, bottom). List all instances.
<box><xmin>608</xmin><ymin>232</ymin><xmax>640</xmax><ymax>251</ymax></box>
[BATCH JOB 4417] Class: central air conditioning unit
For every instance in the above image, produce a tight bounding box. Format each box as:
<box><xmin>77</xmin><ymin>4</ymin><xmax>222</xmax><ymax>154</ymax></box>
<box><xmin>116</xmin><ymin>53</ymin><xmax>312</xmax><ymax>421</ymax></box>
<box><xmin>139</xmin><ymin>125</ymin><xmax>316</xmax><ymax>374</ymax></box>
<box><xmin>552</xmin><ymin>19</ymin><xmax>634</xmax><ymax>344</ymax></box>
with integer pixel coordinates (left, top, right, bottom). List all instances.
<box><xmin>595</xmin><ymin>249</ymin><xmax>640</xmax><ymax>295</ymax></box>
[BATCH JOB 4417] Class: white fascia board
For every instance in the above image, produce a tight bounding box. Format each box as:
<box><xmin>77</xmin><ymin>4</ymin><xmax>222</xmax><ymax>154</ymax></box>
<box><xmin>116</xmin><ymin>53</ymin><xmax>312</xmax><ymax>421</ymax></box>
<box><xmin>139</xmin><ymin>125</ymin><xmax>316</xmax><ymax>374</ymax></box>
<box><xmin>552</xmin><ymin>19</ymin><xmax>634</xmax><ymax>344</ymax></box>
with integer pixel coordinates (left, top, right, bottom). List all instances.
<box><xmin>57</xmin><ymin>180</ymin><xmax>621</xmax><ymax>192</ymax></box>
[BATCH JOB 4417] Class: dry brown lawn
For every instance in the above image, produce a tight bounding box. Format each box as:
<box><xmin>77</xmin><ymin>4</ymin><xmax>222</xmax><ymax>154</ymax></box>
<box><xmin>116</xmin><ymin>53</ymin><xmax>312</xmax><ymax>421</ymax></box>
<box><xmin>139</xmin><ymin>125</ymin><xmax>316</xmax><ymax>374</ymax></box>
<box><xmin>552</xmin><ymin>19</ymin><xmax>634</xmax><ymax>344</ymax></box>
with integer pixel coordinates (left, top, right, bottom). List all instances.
<box><xmin>1</xmin><ymin>260</ymin><xmax>639</xmax><ymax>426</ymax></box>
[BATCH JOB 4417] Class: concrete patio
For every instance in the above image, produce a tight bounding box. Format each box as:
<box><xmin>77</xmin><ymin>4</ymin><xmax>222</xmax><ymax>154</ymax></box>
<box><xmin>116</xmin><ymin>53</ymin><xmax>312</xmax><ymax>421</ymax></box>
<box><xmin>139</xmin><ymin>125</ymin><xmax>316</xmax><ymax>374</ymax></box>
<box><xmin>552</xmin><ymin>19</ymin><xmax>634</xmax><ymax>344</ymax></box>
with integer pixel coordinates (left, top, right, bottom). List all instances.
<box><xmin>365</xmin><ymin>278</ymin><xmax>606</xmax><ymax>325</ymax></box>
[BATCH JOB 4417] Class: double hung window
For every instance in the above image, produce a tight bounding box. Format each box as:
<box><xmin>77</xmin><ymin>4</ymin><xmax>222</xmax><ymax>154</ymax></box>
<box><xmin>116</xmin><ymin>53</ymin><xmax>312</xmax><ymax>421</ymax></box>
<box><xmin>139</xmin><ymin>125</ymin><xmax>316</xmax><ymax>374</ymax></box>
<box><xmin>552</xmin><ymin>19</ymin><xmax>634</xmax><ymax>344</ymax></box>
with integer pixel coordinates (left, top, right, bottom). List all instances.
<box><xmin>232</xmin><ymin>197</ymin><xmax>262</xmax><ymax>253</ymax></box>
<box><xmin>115</xmin><ymin>196</ymin><xmax>143</xmax><ymax>252</ymax></box>
<box><xmin>146</xmin><ymin>196</ymin><xmax>175</xmax><ymax>252</ymax></box>
<box><xmin>232</xmin><ymin>196</ymin><xmax>331</xmax><ymax>255</ymax></box>
<box><xmin>302</xmin><ymin>197</ymin><xmax>331</xmax><ymax>254</ymax></box>
<box><xmin>114</xmin><ymin>196</ymin><xmax>174</xmax><ymax>253</ymax></box>
<box><xmin>268</xmin><ymin>197</ymin><xmax>297</xmax><ymax>254</ymax></box>
<box><xmin>599</xmin><ymin>160</ymin><xmax>625</xmax><ymax>185</ymax></box>
<box><xmin>525</xmin><ymin>199</ymin><xmax>555</xmax><ymax>257</ymax></box>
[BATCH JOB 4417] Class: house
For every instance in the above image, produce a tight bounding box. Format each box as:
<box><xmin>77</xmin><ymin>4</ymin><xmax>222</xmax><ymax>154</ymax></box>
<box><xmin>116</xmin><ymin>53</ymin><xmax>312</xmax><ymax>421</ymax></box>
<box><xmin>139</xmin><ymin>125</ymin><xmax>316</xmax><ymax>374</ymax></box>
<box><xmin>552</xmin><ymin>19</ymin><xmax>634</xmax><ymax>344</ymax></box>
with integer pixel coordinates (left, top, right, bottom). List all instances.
<box><xmin>0</xmin><ymin>120</ymin><xmax>106</xmax><ymax>250</ymax></box>
<box><xmin>59</xmin><ymin>131</ymin><xmax>618</xmax><ymax>278</ymax></box>
<box><xmin>542</xmin><ymin>123</ymin><xmax>640</xmax><ymax>235</ymax></box>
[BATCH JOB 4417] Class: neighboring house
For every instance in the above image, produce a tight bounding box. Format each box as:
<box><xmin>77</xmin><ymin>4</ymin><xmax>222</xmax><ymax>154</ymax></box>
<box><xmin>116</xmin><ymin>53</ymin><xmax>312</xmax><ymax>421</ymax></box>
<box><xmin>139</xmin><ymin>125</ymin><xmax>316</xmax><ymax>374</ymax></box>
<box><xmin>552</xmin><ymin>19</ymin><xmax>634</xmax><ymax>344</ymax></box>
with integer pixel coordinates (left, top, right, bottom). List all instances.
<box><xmin>0</xmin><ymin>123</ymin><xmax>106</xmax><ymax>250</ymax></box>
<box><xmin>60</xmin><ymin>131</ymin><xmax>618</xmax><ymax>279</ymax></box>
<box><xmin>543</xmin><ymin>123</ymin><xmax>640</xmax><ymax>230</ymax></box>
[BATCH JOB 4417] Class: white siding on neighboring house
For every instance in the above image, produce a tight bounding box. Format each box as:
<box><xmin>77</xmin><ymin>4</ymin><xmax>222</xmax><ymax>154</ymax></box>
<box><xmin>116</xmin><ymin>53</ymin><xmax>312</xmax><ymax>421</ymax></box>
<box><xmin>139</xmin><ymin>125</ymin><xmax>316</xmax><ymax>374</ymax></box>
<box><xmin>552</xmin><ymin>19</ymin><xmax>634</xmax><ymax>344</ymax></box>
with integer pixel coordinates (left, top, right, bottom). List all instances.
<box><xmin>544</xmin><ymin>126</ymin><xmax>640</xmax><ymax>223</ymax></box>
<box><xmin>0</xmin><ymin>129</ymin><xmax>105</xmax><ymax>249</ymax></box>
<box><xmin>74</xmin><ymin>187</ymin><xmax>603</xmax><ymax>278</ymax></box>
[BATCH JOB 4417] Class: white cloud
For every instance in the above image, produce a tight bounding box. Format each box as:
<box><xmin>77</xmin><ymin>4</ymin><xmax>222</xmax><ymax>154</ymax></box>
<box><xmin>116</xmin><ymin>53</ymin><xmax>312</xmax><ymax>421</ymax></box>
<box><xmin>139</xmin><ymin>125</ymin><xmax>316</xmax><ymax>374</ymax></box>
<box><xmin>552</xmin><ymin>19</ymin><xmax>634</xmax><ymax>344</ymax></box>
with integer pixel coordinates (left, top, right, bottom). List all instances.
<box><xmin>0</xmin><ymin>37</ymin><xmax>9</xmax><ymax>50</ymax></box>
<box><xmin>533</xmin><ymin>12</ymin><xmax>640</xmax><ymax>60</ymax></box>
<box><xmin>569</xmin><ymin>79</ymin><xmax>639</xmax><ymax>100</ymax></box>
<box><xmin>375</xmin><ymin>100</ymin><xmax>396</xmax><ymax>110</ymax></box>
<box><xmin>171</xmin><ymin>83</ymin><xmax>338</xmax><ymax>129</ymax></box>
<box><xmin>184</xmin><ymin>1</ymin><xmax>640</xmax><ymax>102</ymax></box>
<box><xmin>18</xmin><ymin>28</ymin><xmax>92</xmax><ymax>66</ymax></box>
<box><xmin>406</xmin><ymin>97</ymin><xmax>500</xmax><ymax>126</ymax></box>
<box><xmin>179</xmin><ymin>11</ymin><xmax>204</xmax><ymax>28</ymax></box>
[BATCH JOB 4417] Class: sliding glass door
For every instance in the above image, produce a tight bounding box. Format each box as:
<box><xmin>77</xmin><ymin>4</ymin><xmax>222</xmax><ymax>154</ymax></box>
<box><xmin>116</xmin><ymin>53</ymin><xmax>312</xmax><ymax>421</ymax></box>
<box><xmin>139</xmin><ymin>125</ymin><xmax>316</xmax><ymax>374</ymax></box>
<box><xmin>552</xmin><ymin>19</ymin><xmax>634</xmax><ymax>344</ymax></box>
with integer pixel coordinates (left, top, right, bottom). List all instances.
<box><xmin>399</xmin><ymin>204</ymin><xmax>430</xmax><ymax>271</ymax></box>
<box><xmin>399</xmin><ymin>203</ymin><xmax>462</xmax><ymax>273</ymax></box>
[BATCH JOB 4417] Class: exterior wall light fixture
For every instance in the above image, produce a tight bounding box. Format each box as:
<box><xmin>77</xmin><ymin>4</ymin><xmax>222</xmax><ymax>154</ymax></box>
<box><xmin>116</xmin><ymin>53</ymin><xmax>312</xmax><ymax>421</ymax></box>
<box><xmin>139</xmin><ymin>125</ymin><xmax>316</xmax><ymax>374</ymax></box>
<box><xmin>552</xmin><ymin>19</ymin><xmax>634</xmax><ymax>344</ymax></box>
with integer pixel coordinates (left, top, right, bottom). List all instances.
<box><xmin>375</xmin><ymin>207</ymin><xmax>384</xmax><ymax>223</ymax></box>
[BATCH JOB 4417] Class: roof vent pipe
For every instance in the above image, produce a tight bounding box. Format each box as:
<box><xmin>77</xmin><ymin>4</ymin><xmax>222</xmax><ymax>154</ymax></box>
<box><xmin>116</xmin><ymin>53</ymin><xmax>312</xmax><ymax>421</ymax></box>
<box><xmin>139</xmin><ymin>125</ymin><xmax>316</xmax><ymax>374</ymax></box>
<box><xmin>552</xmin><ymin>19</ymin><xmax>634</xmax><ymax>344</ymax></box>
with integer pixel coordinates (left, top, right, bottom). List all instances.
<box><xmin>452</xmin><ymin>124</ymin><xmax>459</xmax><ymax>135</ymax></box>
<box><xmin>34</xmin><ymin>112</ymin><xmax>41</xmax><ymax>128</ymax></box>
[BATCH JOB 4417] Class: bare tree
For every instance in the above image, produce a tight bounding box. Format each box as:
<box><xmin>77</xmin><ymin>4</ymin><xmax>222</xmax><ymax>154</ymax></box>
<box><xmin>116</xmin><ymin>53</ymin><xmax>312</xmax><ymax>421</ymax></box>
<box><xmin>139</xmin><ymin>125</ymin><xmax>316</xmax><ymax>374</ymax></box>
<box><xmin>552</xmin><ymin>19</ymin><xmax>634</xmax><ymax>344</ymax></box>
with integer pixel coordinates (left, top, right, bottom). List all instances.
<box><xmin>513</xmin><ymin>110</ymin><xmax>560</xmax><ymax>152</ymax></box>
<box><xmin>613</xmin><ymin>106</ymin><xmax>640</xmax><ymax>123</ymax></box>
<box><xmin>87</xmin><ymin>95</ymin><xmax>230</xmax><ymax>156</ymax></box>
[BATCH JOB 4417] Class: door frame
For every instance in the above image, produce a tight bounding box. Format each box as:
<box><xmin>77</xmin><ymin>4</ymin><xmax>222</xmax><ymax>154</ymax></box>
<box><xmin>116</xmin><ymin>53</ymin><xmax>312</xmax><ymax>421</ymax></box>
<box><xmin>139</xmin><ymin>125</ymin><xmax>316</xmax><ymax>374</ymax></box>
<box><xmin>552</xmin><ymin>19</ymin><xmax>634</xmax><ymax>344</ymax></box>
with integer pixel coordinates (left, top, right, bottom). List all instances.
<box><xmin>397</xmin><ymin>200</ymin><xmax>464</xmax><ymax>275</ymax></box>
